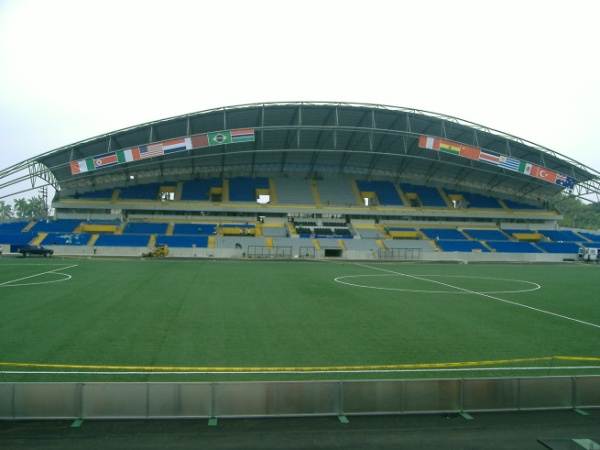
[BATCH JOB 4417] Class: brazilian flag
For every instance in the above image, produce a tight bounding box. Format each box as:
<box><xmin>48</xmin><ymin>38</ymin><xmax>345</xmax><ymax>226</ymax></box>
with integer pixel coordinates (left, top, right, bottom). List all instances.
<box><xmin>208</xmin><ymin>131</ymin><xmax>232</xmax><ymax>146</ymax></box>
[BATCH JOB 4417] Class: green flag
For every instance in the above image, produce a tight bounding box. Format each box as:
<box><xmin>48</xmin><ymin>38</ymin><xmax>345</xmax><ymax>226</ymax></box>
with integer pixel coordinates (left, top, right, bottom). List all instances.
<box><xmin>208</xmin><ymin>131</ymin><xmax>232</xmax><ymax>146</ymax></box>
<box><xmin>84</xmin><ymin>158</ymin><xmax>95</xmax><ymax>171</ymax></box>
<box><xmin>518</xmin><ymin>161</ymin><xmax>532</xmax><ymax>175</ymax></box>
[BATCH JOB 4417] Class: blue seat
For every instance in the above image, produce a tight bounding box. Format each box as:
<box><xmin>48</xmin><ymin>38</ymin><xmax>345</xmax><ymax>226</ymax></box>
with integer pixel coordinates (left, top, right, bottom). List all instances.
<box><xmin>437</xmin><ymin>241</ymin><xmax>489</xmax><ymax>252</ymax></box>
<box><xmin>487</xmin><ymin>241</ymin><xmax>542</xmax><ymax>253</ymax></box>
<box><xmin>95</xmin><ymin>235</ymin><xmax>150</xmax><ymax>247</ymax></box>
<box><xmin>229</xmin><ymin>177</ymin><xmax>269</xmax><ymax>202</ymax></box>
<box><xmin>463</xmin><ymin>229</ymin><xmax>509</xmax><ymax>241</ymax></box>
<box><xmin>421</xmin><ymin>228</ymin><xmax>465</xmax><ymax>240</ymax></box>
<box><xmin>356</xmin><ymin>180</ymin><xmax>403</xmax><ymax>206</ymax></box>
<box><xmin>156</xmin><ymin>235</ymin><xmax>209</xmax><ymax>248</ymax></box>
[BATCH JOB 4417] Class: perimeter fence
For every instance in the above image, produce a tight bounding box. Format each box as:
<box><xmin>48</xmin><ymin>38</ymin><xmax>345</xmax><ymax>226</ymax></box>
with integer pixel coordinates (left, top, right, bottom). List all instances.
<box><xmin>1</xmin><ymin>376</ymin><xmax>598</xmax><ymax>419</ymax></box>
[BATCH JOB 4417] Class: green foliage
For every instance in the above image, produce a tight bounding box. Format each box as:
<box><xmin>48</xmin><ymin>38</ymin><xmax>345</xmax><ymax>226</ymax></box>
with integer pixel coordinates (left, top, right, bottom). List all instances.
<box><xmin>555</xmin><ymin>195</ymin><xmax>600</xmax><ymax>230</ymax></box>
<box><xmin>0</xmin><ymin>201</ymin><xmax>12</xmax><ymax>219</ymax></box>
<box><xmin>12</xmin><ymin>196</ymin><xmax>47</xmax><ymax>219</ymax></box>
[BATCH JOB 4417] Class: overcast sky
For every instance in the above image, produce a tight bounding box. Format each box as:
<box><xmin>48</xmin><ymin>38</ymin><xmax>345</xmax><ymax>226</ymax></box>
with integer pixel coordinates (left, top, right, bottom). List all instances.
<box><xmin>0</xmin><ymin>0</ymin><xmax>598</xmax><ymax>201</ymax></box>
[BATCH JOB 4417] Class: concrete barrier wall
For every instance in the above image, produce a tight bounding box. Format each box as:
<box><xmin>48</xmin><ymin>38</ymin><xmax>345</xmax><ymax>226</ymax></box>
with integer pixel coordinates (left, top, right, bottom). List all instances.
<box><xmin>44</xmin><ymin>245</ymin><xmax>240</xmax><ymax>259</ymax></box>
<box><xmin>1</xmin><ymin>376</ymin><xmax>598</xmax><ymax>420</ymax></box>
<box><xmin>43</xmin><ymin>245</ymin><xmax>577</xmax><ymax>263</ymax></box>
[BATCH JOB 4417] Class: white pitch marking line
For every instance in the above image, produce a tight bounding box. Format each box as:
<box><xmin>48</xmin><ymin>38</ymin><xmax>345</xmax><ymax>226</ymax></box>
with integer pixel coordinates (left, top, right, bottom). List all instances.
<box><xmin>335</xmin><ymin>273</ymin><xmax>541</xmax><ymax>294</ymax></box>
<box><xmin>0</xmin><ymin>264</ymin><xmax>78</xmax><ymax>287</ymax></box>
<box><xmin>355</xmin><ymin>263</ymin><xmax>600</xmax><ymax>330</ymax></box>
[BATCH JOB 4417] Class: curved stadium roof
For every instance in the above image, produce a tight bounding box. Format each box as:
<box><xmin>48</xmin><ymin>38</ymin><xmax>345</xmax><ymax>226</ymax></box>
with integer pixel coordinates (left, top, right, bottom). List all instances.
<box><xmin>2</xmin><ymin>102</ymin><xmax>599</xmax><ymax>203</ymax></box>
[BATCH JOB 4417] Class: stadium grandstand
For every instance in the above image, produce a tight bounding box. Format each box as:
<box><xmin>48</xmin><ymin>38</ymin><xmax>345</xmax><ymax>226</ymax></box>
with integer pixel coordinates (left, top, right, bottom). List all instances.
<box><xmin>1</xmin><ymin>101</ymin><xmax>600</xmax><ymax>261</ymax></box>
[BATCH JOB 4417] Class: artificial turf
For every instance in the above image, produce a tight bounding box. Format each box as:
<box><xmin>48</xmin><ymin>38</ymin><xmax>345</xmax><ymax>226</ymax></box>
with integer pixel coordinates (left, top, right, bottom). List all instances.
<box><xmin>0</xmin><ymin>258</ymin><xmax>599</xmax><ymax>382</ymax></box>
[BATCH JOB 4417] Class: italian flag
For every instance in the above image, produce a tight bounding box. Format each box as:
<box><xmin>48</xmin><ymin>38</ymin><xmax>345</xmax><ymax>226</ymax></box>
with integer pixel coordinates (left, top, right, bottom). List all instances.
<box><xmin>116</xmin><ymin>148</ymin><xmax>141</xmax><ymax>163</ymax></box>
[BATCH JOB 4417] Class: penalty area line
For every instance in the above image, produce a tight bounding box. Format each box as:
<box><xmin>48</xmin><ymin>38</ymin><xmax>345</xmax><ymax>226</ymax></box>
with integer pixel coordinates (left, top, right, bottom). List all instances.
<box><xmin>0</xmin><ymin>264</ymin><xmax>78</xmax><ymax>287</ymax></box>
<box><xmin>355</xmin><ymin>263</ymin><xmax>600</xmax><ymax>330</ymax></box>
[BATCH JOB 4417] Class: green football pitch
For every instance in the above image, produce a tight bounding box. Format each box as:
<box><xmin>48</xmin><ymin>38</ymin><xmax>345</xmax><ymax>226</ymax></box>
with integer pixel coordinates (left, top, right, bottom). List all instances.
<box><xmin>1</xmin><ymin>258</ymin><xmax>599</xmax><ymax>382</ymax></box>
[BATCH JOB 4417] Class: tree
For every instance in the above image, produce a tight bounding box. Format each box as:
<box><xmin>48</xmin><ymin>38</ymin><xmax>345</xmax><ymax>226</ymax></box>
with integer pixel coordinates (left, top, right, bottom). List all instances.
<box><xmin>0</xmin><ymin>201</ymin><xmax>12</xmax><ymax>219</ymax></box>
<box><xmin>27</xmin><ymin>196</ymin><xmax>48</xmax><ymax>219</ymax></box>
<box><xmin>12</xmin><ymin>196</ymin><xmax>48</xmax><ymax>219</ymax></box>
<box><xmin>555</xmin><ymin>195</ymin><xmax>600</xmax><ymax>230</ymax></box>
<box><xmin>13</xmin><ymin>198</ymin><xmax>28</xmax><ymax>219</ymax></box>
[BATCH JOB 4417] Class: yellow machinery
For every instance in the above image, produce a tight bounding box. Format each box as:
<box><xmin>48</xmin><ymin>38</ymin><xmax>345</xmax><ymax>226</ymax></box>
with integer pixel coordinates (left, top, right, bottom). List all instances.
<box><xmin>142</xmin><ymin>244</ymin><xmax>169</xmax><ymax>258</ymax></box>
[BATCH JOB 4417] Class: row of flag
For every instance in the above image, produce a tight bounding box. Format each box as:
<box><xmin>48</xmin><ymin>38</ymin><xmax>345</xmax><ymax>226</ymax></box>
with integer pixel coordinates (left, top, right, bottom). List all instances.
<box><xmin>70</xmin><ymin>129</ymin><xmax>255</xmax><ymax>175</ymax></box>
<box><xmin>418</xmin><ymin>136</ymin><xmax>576</xmax><ymax>189</ymax></box>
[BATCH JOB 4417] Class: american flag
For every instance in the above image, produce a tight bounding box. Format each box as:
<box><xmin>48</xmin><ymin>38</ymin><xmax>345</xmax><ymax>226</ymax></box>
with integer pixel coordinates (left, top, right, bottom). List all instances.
<box><xmin>138</xmin><ymin>143</ymin><xmax>164</xmax><ymax>159</ymax></box>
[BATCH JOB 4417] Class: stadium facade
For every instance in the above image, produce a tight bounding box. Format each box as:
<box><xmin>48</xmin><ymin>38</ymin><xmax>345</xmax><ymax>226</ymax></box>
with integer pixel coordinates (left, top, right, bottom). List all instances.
<box><xmin>1</xmin><ymin>102</ymin><xmax>599</xmax><ymax>260</ymax></box>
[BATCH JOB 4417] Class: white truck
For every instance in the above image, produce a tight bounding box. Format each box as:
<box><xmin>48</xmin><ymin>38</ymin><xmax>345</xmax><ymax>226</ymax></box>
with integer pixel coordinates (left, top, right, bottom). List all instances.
<box><xmin>578</xmin><ymin>247</ymin><xmax>600</xmax><ymax>262</ymax></box>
